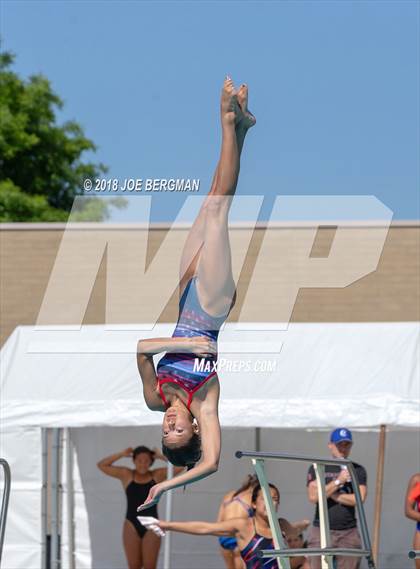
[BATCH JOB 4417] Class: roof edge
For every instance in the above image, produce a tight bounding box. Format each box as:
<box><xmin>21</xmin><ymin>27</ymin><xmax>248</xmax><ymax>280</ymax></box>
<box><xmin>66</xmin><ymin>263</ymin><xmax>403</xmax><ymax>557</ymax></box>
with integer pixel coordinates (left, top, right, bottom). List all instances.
<box><xmin>1</xmin><ymin>220</ymin><xmax>419</xmax><ymax>230</ymax></box>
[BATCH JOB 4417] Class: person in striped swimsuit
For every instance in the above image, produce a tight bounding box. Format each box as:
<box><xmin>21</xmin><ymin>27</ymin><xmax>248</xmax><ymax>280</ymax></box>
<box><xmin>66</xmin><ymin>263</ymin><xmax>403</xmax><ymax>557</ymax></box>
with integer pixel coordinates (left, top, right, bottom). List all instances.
<box><xmin>143</xmin><ymin>483</ymin><xmax>310</xmax><ymax>569</ymax></box>
<box><xmin>136</xmin><ymin>76</ymin><xmax>256</xmax><ymax>511</ymax></box>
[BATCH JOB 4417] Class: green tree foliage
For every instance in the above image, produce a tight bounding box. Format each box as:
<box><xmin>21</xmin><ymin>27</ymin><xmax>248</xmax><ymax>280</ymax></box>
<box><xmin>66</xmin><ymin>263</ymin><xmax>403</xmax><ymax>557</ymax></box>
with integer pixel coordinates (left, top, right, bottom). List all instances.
<box><xmin>0</xmin><ymin>50</ymin><xmax>126</xmax><ymax>221</ymax></box>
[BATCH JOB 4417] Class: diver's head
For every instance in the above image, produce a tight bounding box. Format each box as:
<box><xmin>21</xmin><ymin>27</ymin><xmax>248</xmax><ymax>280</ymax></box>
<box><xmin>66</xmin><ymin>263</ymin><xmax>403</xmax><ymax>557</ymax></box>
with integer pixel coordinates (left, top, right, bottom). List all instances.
<box><xmin>161</xmin><ymin>405</ymin><xmax>202</xmax><ymax>468</ymax></box>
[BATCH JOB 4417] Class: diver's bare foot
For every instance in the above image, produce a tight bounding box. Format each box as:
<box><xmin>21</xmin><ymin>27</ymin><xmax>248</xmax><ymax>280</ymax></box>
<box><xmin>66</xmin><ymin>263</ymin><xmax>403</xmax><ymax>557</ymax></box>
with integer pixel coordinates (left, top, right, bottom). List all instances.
<box><xmin>236</xmin><ymin>84</ymin><xmax>256</xmax><ymax>129</ymax></box>
<box><xmin>221</xmin><ymin>76</ymin><xmax>238</xmax><ymax>125</ymax></box>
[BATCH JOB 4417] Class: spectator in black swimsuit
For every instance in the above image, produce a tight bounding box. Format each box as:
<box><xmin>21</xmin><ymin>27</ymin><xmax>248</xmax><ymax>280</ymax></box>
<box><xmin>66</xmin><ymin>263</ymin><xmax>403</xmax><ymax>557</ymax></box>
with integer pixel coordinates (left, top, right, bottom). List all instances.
<box><xmin>97</xmin><ymin>445</ymin><xmax>183</xmax><ymax>569</ymax></box>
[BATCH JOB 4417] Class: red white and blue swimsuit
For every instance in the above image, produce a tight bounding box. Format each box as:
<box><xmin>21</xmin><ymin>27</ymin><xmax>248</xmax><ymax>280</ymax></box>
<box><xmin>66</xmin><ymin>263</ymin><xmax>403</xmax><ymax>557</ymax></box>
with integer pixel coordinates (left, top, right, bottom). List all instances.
<box><xmin>156</xmin><ymin>276</ymin><xmax>232</xmax><ymax>408</ymax></box>
<box><xmin>241</xmin><ymin>532</ymin><xmax>277</xmax><ymax>569</ymax></box>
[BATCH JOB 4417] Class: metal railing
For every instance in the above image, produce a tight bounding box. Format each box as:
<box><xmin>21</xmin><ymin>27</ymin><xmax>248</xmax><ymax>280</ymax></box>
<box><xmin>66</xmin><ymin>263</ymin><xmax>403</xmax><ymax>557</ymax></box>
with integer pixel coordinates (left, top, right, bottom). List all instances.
<box><xmin>0</xmin><ymin>459</ymin><xmax>11</xmax><ymax>566</ymax></box>
<box><xmin>236</xmin><ymin>450</ymin><xmax>376</xmax><ymax>569</ymax></box>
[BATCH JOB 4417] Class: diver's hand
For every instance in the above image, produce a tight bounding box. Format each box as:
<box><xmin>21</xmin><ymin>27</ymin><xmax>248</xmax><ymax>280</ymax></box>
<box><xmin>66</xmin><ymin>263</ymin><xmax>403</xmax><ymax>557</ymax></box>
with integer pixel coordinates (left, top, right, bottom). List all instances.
<box><xmin>137</xmin><ymin>482</ymin><xmax>165</xmax><ymax>512</ymax></box>
<box><xmin>186</xmin><ymin>336</ymin><xmax>217</xmax><ymax>357</ymax></box>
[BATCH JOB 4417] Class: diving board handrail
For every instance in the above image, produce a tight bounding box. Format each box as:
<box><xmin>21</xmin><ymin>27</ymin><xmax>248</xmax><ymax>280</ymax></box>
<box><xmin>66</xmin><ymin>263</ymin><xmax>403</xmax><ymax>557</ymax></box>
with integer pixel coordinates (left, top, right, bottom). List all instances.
<box><xmin>0</xmin><ymin>459</ymin><xmax>11</xmax><ymax>565</ymax></box>
<box><xmin>258</xmin><ymin>547</ymin><xmax>372</xmax><ymax>557</ymax></box>
<box><xmin>236</xmin><ymin>450</ymin><xmax>376</xmax><ymax>569</ymax></box>
<box><xmin>252</xmin><ymin>458</ymin><xmax>290</xmax><ymax>569</ymax></box>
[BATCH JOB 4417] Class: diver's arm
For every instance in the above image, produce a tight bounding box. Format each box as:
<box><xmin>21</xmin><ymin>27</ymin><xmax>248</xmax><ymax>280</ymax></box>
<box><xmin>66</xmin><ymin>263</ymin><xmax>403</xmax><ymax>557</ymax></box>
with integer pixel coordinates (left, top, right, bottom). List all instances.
<box><xmin>138</xmin><ymin>440</ymin><xmax>220</xmax><ymax>504</ymax></box>
<box><xmin>164</xmin><ymin>404</ymin><xmax>221</xmax><ymax>486</ymax></box>
<box><xmin>137</xmin><ymin>460</ymin><xmax>219</xmax><ymax>512</ymax></box>
<box><xmin>136</xmin><ymin>338</ymin><xmax>216</xmax><ymax>410</ymax></box>
<box><xmin>136</xmin><ymin>345</ymin><xmax>165</xmax><ymax>411</ymax></box>
<box><xmin>138</xmin><ymin>337</ymin><xmax>196</xmax><ymax>356</ymax></box>
<box><xmin>138</xmin><ymin>404</ymin><xmax>221</xmax><ymax>510</ymax></box>
<box><xmin>163</xmin><ymin>459</ymin><xmax>219</xmax><ymax>491</ymax></box>
<box><xmin>138</xmin><ymin>337</ymin><xmax>217</xmax><ymax>358</ymax></box>
<box><xmin>136</xmin><ymin>337</ymin><xmax>202</xmax><ymax>409</ymax></box>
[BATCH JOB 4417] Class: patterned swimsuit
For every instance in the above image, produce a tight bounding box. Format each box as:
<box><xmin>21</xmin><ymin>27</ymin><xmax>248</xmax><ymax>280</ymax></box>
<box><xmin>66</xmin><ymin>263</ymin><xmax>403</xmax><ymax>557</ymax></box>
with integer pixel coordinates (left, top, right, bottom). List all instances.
<box><xmin>157</xmin><ymin>276</ymin><xmax>232</xmax><ymax>408</ymax></box>
<box><xmin>241</xmin><ymin>532</ymin><xmax>278</xmax><ymax>569</ymax></box>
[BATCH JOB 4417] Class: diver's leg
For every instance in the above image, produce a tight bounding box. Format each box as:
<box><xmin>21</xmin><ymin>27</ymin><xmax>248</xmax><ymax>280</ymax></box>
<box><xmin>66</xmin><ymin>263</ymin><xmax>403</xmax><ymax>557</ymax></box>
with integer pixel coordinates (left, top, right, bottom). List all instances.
<box><xmin>196</xmin><ymin>80</ymin><xmax>254</xmax><ymax>312</ymax></box>
<box><xmin>179</xmin><ymin>81</ymin><xmax>252</xmax><ymax>287</ymax></box>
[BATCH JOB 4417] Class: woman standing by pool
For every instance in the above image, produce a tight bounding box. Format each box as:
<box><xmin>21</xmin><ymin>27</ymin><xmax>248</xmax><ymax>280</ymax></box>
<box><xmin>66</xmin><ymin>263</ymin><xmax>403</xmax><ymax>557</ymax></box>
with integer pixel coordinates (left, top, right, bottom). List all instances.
<box><xmin>140</xmin><ymin>483</ymin><xmax>310</xmax><ymax>569</ymax></box>
<box><xmin>136</xmin><ymin>76</ymin><xmax>255</xmax><ymax>510</ymax></box>
<box><xmin>97</xmin><ymin>445</ymin><xmax>183</xmax><ymax>569</ymax></box>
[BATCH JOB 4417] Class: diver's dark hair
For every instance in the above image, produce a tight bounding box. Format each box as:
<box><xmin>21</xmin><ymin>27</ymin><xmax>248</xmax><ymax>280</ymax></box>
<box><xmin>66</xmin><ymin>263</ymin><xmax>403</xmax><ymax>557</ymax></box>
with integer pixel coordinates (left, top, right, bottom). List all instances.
<box><xmin>132</xmin><ymin>445</ymin><xmax>154</xmax><ymax>464</ymax></box>
<box><xmin>161</xmin><ymin>432</ymin><xmax>202</xmax><ymax>469</ymax></box>
<box><xmin>232</xmin><ymin>474</ymin><xmax>259</xmax><ymax>498</ymax></box>
<box><xmin>251</xmin><ymin>482</ymin><xmax>280</xmax><ymax>506</ymax></box>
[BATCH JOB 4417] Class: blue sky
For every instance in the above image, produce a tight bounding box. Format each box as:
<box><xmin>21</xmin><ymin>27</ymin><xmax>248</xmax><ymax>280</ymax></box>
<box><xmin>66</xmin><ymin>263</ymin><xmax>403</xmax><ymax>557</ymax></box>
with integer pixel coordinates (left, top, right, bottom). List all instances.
<box><xmin>2</xmin><ymin>0</ymin><xmax>419</xmax><ymax>222</ymax></box>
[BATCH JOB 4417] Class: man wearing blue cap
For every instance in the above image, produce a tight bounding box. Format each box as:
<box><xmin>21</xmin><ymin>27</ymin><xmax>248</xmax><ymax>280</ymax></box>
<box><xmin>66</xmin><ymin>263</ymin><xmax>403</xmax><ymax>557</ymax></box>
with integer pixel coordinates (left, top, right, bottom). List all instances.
<box><xmin>306</xmin><ymin>428</ymin><xmax>367</xmax><ymax>569</ymax></box>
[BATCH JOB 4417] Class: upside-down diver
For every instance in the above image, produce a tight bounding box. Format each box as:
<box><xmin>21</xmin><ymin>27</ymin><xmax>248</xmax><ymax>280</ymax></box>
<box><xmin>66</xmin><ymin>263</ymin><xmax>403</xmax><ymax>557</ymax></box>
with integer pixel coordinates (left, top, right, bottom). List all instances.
<box><xmin>136</xmin><ymin>76</ymin><xmax>255</xmax><ymax>510</ymax></box>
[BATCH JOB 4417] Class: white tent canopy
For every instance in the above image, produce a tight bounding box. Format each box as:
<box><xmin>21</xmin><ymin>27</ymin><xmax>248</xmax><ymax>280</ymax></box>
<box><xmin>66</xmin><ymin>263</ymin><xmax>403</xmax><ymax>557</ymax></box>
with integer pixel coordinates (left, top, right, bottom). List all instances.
<box><xmin>2</xmin><ymin>322</ymin><xmax>419</xmax><ymax>429</ymax></box>
<box><xmin>1</xmin><ymin>322</ymin><xmax>419</xmax><ymax>569</ymax></box>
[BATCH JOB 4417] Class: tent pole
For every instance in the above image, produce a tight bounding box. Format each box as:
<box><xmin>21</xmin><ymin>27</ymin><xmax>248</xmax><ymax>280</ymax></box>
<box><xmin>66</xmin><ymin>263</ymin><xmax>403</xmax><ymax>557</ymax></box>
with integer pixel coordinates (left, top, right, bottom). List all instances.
<box><xmin>0</xmin><ymin>458</ymin><xmax>11</xmax><ymax>566</ymax></box>
<box><xmin>41</xmin><ymin>429</ymin><xmax>48</xmax><ymax>569</ymax></box>
<box><xmin>163</xmin><ymin>462</ymin><xmax>174</xmax><ymax>569</ymax></box>
<box><xmin>255</xmin><ymin>427</ymin><xmax>261</xmax><ymax>452</ymax></box>
<box><xmin>372</xmin><ymin>424</ymin><xmax>386</xmax><ymax>565</ymax></box>
<box><xmin>65</xmin><ymin>429</ymin><xmax>75</xmax><ymax>569</ymax></box>
<box><xmin>51</xmin><ymin>429</ymin><xmax>62</xmax><ymax>569</ymax></box>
